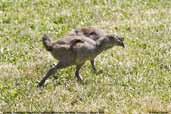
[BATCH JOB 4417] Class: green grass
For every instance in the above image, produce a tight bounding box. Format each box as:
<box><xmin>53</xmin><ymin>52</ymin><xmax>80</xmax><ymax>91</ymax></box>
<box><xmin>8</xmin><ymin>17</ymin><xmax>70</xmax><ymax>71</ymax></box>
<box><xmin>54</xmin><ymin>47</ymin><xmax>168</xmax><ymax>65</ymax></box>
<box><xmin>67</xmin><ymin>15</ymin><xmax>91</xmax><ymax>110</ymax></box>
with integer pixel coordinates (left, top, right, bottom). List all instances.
<box><xmin>1</xmin><ymin>0</ymin><xmax>171</xmax><ymax>113</ymax></box>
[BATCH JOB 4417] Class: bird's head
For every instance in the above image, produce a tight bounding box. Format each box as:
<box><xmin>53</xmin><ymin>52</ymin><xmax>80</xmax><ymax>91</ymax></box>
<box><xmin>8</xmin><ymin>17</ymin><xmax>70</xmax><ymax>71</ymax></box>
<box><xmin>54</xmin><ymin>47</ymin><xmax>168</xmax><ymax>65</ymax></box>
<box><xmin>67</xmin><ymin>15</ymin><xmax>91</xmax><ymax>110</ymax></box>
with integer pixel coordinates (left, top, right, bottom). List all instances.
<box><xmin>102</xmin><ymin>34</ymin><xmax>125</xmax><ymax>48</ymax></box>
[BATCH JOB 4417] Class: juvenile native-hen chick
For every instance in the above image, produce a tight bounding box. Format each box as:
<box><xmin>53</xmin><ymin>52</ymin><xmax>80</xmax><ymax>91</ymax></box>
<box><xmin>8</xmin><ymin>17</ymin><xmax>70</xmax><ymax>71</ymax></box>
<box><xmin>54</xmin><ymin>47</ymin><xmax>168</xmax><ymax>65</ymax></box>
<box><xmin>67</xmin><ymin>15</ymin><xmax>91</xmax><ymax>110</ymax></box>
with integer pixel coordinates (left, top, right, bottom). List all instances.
<box><xmin>38</xmin><ymin>34</ymin><xmax>124</xmax><ymax>87</ymax></box>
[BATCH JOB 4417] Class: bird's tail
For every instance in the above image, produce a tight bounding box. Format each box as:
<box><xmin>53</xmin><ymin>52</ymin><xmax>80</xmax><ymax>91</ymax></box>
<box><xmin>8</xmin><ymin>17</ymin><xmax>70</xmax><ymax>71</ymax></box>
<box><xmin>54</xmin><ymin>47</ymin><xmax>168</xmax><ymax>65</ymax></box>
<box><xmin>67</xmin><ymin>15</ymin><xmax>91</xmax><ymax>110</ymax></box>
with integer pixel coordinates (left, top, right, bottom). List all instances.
<box><xmin>42</xmin><ymin>34</ymin><xmax>53</xmax><ymax>51</ymax></box>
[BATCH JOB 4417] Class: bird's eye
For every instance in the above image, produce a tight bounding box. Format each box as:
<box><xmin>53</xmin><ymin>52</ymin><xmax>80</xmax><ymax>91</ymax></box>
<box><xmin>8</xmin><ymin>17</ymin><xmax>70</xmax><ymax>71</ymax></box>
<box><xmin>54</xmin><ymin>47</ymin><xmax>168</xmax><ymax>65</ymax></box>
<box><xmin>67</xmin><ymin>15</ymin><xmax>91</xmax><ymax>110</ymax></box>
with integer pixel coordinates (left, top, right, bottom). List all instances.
<box><xmin>119</xmin><ymin>37</ymin><xmax>124</xmax><ymax>41</ymax></box>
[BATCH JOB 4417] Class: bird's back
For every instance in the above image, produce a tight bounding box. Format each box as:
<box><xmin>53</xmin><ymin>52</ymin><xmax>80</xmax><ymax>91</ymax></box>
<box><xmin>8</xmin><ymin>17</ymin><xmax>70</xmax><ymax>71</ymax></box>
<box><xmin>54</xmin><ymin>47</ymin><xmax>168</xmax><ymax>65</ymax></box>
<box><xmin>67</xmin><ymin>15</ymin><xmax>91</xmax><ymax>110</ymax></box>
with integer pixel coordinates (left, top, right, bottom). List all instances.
<box><xmin>49</xmin><ymin>35</ymin><xmax>97</xmax><ymax>65</ymax></box>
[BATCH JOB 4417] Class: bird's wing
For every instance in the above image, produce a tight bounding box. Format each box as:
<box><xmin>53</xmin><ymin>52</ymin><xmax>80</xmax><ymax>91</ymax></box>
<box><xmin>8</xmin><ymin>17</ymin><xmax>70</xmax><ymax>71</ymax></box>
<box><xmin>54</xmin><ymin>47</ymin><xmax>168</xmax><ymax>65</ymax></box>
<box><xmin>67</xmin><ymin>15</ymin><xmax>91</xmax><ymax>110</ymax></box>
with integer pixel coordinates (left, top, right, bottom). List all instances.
<box><xmin>70</xmin><ymin>38</ymin><xmax>84</xmax><ymax>49</ymax></box>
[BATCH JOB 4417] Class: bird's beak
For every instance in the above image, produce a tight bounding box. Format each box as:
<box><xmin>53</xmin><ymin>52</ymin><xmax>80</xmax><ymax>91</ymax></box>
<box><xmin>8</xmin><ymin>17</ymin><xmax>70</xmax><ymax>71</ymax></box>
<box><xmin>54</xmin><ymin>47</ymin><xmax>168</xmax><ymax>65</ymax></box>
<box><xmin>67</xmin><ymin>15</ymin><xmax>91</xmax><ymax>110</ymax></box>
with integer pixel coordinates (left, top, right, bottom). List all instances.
<box><xmin>121</xmin><ymin>42</ymin><xmax>125</xmax><ymax>48</ymax></box>
<box><xmin>118</xmin><ymin>37</ymin><xmax>125</xmax><ymax>48</ymax></box>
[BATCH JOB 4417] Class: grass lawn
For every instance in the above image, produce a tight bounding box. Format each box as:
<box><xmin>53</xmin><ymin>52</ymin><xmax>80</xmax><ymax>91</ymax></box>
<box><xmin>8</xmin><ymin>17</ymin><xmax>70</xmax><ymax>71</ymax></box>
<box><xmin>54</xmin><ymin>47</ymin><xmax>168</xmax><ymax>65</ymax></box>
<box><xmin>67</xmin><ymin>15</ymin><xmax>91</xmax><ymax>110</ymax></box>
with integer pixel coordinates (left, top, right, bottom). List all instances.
<box><xmin>0</xmin><ymin>0</ymin><xmax>171</xmax><ymax>113</ymax></box>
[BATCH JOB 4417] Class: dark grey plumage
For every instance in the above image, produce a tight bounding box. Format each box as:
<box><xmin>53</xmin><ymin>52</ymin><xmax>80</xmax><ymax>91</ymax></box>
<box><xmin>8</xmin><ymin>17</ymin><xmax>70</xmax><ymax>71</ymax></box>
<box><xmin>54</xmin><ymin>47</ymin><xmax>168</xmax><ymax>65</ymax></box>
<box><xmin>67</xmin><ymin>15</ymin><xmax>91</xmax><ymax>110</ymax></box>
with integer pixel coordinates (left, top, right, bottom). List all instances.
<box><xmin>38</xmin><ymin>32</ymin><xmax>124</xmax><ymax>87</ymax></box>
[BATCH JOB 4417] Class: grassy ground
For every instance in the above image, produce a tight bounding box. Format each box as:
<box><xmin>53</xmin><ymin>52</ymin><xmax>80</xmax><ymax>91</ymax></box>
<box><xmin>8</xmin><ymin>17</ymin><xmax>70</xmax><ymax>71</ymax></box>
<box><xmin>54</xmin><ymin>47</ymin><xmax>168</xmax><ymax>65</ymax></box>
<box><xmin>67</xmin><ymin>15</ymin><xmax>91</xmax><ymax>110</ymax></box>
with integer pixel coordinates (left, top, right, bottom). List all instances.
<box><xmin>0</xmin><ymin>0</ymin><xmax>171</xmax><ymax>113</ymax></box>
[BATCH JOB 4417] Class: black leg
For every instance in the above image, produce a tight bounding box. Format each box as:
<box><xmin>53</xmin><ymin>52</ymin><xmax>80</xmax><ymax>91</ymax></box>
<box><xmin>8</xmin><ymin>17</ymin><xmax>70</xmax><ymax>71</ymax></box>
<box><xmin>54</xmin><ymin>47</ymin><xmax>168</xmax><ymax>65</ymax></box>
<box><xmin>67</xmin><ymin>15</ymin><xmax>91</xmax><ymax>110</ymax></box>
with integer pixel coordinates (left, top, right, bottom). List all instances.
<box><xmin>37</xmin><ymin>62</ymin><xmax>66</xmax><ymax>87</ymax></box>
<box><xmin>90</xmin><ymin>59</ymin><xmax>97</xmax><ymax>73</ymax></box>
<box><xmin>75</xmin><ymin>63</ymin><xmax>84</xmax><ymax>81</ymax></box>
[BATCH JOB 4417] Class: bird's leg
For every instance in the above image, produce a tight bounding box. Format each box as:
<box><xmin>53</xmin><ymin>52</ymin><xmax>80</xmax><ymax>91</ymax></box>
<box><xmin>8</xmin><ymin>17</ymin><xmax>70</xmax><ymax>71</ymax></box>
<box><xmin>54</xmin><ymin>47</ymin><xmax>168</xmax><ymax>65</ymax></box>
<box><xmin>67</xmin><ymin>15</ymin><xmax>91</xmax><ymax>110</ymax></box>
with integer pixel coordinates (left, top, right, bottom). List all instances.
<box><xmin>90</xmin><ymin>59</ymin><xmax>97</xmax><ymax>73</ymax></box>
<box><xmin>37</xmin><ymin>62</ymin><xmax>66</xmax><ymax>87</ymax></box>
<box><xmin>75</xmin><ymin>63</ymin><xmax>84</xmax><ymax>81</ymax></box>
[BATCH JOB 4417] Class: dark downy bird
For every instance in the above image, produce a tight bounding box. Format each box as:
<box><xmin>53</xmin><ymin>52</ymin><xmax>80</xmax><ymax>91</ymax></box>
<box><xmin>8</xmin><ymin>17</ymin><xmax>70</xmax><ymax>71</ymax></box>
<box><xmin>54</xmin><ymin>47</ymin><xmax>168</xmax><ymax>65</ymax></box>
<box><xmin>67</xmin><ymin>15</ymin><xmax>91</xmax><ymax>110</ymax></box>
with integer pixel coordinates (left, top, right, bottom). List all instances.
<box><xmin>38</xmin><ymin>33</ymin><xmax>124</xmax><ymax>87</ymax></box>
